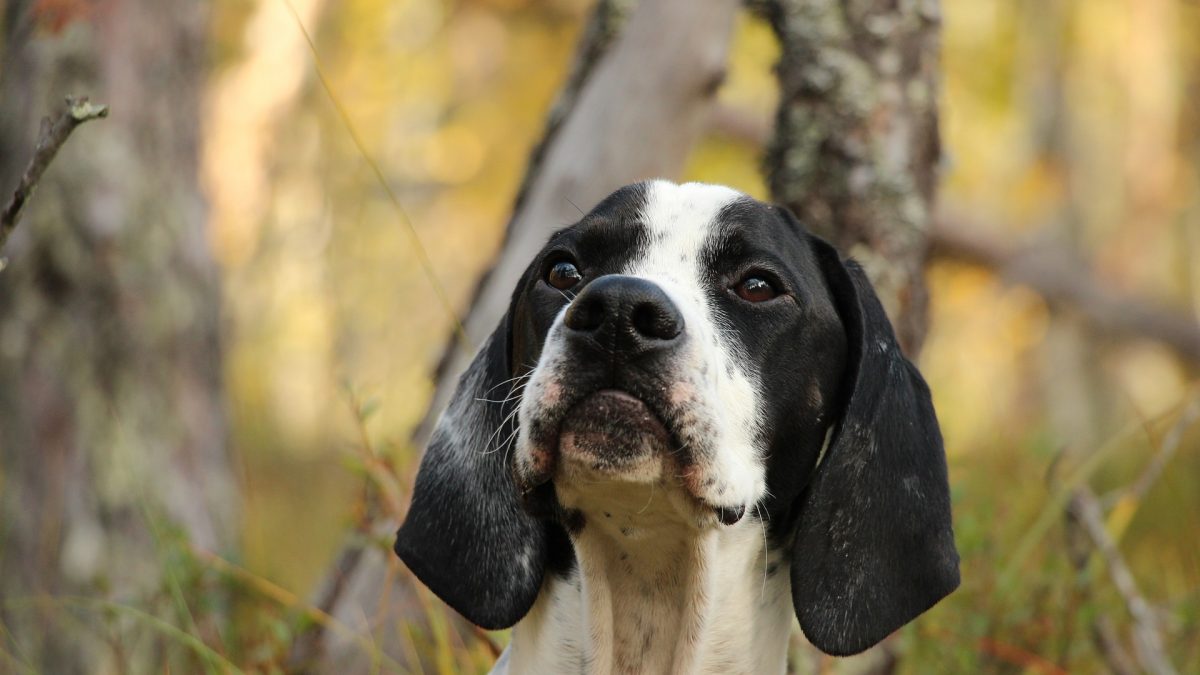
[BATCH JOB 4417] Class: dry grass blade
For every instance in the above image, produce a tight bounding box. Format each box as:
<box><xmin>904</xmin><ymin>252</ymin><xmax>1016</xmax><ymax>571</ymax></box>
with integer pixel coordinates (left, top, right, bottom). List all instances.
<box><xmin>191</xmin><ymin>547</ymin><xmax>409</xmax><ymax>673</ymax></box>
<box><xmin>279</xmin><ymin>0</ymin><xmax>470</xmax><ymax>353</ymax></box>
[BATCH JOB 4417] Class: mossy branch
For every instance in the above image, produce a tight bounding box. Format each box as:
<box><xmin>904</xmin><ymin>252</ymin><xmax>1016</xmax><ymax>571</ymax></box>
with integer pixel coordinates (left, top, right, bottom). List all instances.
<box><xmin>0</xmin><ymin>96</ymin><xmax>109</xmax><ymax>257</ymax></box>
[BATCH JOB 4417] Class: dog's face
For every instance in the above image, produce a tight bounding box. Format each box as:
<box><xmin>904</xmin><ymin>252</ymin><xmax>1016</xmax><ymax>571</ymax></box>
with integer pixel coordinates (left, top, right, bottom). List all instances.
<box><xmin>509</xmin><ymin>182</ymin><xmax>845</xmax><ymax>530</ymax></box>
<box><xmin>396</xmin><ymin>181</ymin><xmax>959</xmax><ymax>656</ymax></box>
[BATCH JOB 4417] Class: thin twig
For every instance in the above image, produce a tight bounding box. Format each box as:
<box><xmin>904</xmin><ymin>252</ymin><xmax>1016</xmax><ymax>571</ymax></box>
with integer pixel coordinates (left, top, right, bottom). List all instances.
<box><xmin>1</xmin><ymin>96</ymin><xmax>108</xmax><ymax>253</ymax></box>
<box><xmin>1066</xmin><ymin>487</ymin><xmax>1179</xmax><ymax>675</ymax></box>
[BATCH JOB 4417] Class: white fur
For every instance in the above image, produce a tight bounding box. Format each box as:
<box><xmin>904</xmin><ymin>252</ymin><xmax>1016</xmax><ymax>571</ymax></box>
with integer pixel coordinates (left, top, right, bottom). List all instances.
<box><xmin>497</xmin><ymin>515</ymin><xmax>793</xmax><ymax>675</ymax></box>
<box><xmin>505</xmin><ymin>182</ymin><xmax>789</xmax><ymax>674</ymax></box>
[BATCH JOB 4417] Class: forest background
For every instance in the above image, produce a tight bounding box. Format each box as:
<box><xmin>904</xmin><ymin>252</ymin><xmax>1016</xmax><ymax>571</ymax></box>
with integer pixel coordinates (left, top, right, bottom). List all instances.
<box><xmin>1</xmin><ymin>0</ymin><xmax>1198</xmax><ymax>673</ymax></box>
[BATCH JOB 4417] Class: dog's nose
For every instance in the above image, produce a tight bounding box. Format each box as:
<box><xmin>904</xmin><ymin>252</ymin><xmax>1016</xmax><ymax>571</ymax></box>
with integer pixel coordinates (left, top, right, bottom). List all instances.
<box><xmin>564</xmin><ymin>275</ymin><xmax>683</xmax><ymax>355</ymax></box>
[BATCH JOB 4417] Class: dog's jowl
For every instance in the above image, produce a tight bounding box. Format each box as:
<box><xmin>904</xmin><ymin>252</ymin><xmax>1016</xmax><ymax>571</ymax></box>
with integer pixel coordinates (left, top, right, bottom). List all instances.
<box><xmin>395</xmin><ymin>181</ymin><xmax>959</xmax><ymax>674</ymax></box>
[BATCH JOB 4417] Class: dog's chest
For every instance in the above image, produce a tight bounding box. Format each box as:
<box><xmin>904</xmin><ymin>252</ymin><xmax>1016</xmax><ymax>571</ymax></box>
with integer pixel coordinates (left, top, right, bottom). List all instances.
<box><xmin>496</xmin><ymin>521</ymin><xmax>793</xmax><ymax>675</ymax></box>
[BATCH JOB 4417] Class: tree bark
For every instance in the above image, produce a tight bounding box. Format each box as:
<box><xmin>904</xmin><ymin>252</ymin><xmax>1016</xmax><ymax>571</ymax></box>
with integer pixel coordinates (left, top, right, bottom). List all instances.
<box><xmin>0</xmin><ymin>2</ymin><xmax>236</xmax><ymax>672</ymax></box>
<box><xmin>314</xmin><ymin>0</ymin><xmax>742</xmax><ymax>669</ymax></box>
<box><xmin>755</xmin><ymin>0</ymin><xmax>943</xmax><ymax>356</ymax></box>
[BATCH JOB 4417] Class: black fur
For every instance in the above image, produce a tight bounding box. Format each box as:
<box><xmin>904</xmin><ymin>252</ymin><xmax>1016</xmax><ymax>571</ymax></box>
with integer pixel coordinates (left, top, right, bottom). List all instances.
<box><xmin>789</xmin><ymin>234</ymin><xmax>960</xmax><ymax>655</ymax></box>
<box><xmin>393</xmin><ymin>272</ymin><xmax>567</xmax><ymax>629</ymax></box>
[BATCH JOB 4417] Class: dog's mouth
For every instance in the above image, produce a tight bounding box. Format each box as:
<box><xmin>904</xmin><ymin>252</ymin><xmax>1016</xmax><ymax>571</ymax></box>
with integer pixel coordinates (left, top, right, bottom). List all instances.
<box><xmin>516</xmin><ymin>387</ymin><xmax>679</xmax><ymax>489</ymax></box>
<box><xmin>557</xmin><ymin>389</ymin><xmax>675</xmax><ymax>477</ymax></box>
<box><xmin>516</xmin><ymin>384</ymin><xmax>750</xmax><ymax>527</ymax></box>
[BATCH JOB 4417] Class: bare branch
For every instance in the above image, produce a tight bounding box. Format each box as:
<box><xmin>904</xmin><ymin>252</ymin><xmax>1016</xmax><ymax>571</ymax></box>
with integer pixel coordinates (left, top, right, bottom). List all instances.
<box><xmin>930</xmin><ymin>216</ymin><xmax>1200</xmax><ymax>364</ymax></box>
<box><xmin>1066</xmin><ymin>487</ymin><xmax>1179</xmax><ymax>675</ymax></box>
<box><xmin>1</xmin><ymin>96</ymin><xmax>108</xmax><ymax>253</ymax></box>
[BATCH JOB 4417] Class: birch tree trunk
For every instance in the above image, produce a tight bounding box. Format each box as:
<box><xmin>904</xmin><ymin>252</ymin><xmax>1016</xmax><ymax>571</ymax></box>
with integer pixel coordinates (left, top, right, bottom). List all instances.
<box><xmin>755</xmin><ymin>0</ymin><xmax>943</xmax><ymax>356</ymax></box>
<box><xmin>0</xmin><ymin>2</ymin><xmax>236</xmax><ymax>672</ymax></box>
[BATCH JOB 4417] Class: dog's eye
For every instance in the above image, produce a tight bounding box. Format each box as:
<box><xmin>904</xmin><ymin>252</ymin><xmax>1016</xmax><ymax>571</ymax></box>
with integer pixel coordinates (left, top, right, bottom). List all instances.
<box><xmin>547</xmin><ymin>261</ymin><xmax>582</xmax><ymax>290</ymax></box>
<box><xmin>734</xmin><ymin>275</ymin><xmax>778</xmax><ymax>303</ymax></box>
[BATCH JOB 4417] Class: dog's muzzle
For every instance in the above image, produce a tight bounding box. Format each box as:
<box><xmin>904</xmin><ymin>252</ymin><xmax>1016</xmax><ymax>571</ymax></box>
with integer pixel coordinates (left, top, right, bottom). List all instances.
<box><xmin>562</xmin><ymin>275</ymin><xmax>684</xmax><ymax>361</ymax></box>
<box><xmin>517</xmin><ymin>275</ymin><xmax>690</xmax><ymax>491</ymax></box>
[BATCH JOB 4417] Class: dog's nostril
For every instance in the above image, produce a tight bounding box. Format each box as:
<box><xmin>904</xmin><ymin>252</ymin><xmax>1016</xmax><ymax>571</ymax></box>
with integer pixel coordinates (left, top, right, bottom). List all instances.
<box><xmin>562</xmin><ymin>275</ymin><xmax>684</xmax><ymax>350</ymax></box>
<box><xmin>565</xmin><ymin>295</ymin><xmax>605</xmax><ymax>332</ymax></box>
<box><xmin>631</xmin><ymin>301</ymin><xmax>683</xmax><ymax>340</ymax></box>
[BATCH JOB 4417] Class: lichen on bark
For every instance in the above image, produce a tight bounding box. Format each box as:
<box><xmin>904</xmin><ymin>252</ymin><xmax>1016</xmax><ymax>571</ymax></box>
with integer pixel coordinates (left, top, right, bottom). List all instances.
<box><xmin>755</xmin><ymin>0</ymin><xmax>942</xmax><ymax>355</ymax></box>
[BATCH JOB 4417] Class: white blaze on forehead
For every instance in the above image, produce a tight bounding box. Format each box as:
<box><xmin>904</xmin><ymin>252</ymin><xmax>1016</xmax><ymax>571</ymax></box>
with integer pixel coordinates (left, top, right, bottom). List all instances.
<box><xmin>627</xmin><ymin>180</ymin><xmax>744</xmax><ymax>279</ymax></box>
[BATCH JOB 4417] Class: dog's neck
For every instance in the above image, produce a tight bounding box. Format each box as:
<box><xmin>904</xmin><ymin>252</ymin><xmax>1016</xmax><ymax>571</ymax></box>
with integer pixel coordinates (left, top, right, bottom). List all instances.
<box><xmin>496</xmin><ymin>482</ymin><xmax>793</xmax><ymax>675</ymax></box>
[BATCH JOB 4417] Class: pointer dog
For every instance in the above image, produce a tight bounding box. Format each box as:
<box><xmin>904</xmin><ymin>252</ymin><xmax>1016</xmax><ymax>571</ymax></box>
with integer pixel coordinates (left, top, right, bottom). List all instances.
<box><xmin>395</xmin><ymin>181</ymin><xmax>959</xmax><ymax>674</ymax></box>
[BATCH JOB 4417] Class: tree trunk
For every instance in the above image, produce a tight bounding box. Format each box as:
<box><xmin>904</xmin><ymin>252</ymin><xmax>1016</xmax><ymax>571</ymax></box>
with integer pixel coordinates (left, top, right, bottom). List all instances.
<box><xmin>0</xmin><ymin>2</ymin><xmax>236</xmax><ymax>672</ymax></box>
<box><xmin>755</xmin><ymin>0</ymin><xmax>943</xmax><ymax>356</ymax></box>
<box><xmin>313</xmin><ymin>0</ymin><xmax>742</xmax><ymax>669</ymax></box>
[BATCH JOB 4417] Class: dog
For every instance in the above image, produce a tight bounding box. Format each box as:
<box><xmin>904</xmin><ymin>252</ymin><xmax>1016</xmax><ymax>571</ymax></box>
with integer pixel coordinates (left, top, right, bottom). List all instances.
<box><xmin>395</xmin><ymin>181</ymin><xmax>959</xmax><ymax>674</ymax></box>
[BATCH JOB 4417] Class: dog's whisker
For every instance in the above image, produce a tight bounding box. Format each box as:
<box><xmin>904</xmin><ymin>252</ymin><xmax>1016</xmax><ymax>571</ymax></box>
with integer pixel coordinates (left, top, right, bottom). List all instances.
<box><xmin>635</xmin><ymin>481</ymin><xmax>656</xmax><ymax>515</ymax></box>
<box><xmin>481</xmin><ymin>403</ymin><xmax>525</xmax><ymax>454</ymax></box>
<box><xmin>483</xmin><ymin>372</ymin><xmax>532</xmax><ymax>397</ymax></box>
<box><xmin>759</xmin><ymin>510</ymin><xmax>769</xmax><ymax>601</ymax></box>
<box><xmin>499</xmin><ymin>425</ymin><xmax>522</xmax><ymax>465</ymax></box>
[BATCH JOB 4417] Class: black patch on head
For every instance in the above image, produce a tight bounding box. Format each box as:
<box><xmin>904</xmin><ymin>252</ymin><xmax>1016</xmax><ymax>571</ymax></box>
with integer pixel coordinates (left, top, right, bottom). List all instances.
<box><xmin>700</xmin><ymin>199</ymin><xmax>847</xmax><ymax>526</ymax></box>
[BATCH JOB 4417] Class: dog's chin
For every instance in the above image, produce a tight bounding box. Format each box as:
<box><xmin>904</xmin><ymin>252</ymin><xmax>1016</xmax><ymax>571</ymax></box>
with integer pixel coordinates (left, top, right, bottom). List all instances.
<box><xmin>555</xmin><ymin>389</ymin><xmax>673</xmax><ymax>483</ymax></box>
<box><xmin>517</xmin><ymin>389</ymin><xmax>750</xmax><ymax>528</ymax></box>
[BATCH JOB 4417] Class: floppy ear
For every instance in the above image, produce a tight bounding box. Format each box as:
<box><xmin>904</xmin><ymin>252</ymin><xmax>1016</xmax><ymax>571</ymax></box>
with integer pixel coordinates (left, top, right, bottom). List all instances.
<box><xmin>394</xmin><ymin>281</ymin><xmax>557</xmax><ymax>630</ymax></box>
<box><xmin>791</xmin><ymin>235</ymin><xmax>960</xmax><ymax>656</ymax></box>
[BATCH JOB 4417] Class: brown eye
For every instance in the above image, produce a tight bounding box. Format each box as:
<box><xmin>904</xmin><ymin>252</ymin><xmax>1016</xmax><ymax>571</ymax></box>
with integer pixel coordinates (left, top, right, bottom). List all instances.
<box><xmin>734</xmin><ymin>275</ymin><xmax>778</xmax><ymax>303</ymax></box>
<box><xmin>547</xmin><ymin>261</ymin><xmax>582</xmax><ymax>290</ymax></box>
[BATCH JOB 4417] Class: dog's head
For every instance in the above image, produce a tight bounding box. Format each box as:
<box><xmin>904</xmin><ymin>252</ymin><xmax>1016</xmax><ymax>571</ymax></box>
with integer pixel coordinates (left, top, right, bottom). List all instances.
<box><xmin>395</xmin><ymin>181</ymin><xmax>959</xmax><ymax>656</ymax></box>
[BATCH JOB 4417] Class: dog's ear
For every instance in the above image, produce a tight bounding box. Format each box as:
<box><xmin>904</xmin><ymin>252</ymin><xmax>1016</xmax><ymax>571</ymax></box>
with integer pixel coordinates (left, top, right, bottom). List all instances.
<box><xmin>791</xmin><ymin>234</ymin><xmax>960</xmax><ymax>656</ymax></box>
<box><xmin>394</xmin><ymin>270</ymin><xmax>556</xmax><ymax>630</ymax></box>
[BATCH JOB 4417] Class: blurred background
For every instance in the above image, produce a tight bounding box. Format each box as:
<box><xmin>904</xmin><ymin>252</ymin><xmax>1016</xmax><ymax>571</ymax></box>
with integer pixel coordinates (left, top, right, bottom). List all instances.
<box><xmin>1</xmin><ymin>0</ymin><xmax>1198</xmax><ymax>672</ymax></box>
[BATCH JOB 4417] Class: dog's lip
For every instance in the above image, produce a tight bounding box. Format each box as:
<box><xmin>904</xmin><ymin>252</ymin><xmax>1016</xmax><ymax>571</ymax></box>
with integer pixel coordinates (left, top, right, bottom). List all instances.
<box><xmin>587</xmin><ymin>388</ymin><xmax>642</xmax><ymax>406</ymax></box>
<box><xmin>561</xmin><ymin>388</ymin><xmax>674</xmax><ymax>442</ymax></box>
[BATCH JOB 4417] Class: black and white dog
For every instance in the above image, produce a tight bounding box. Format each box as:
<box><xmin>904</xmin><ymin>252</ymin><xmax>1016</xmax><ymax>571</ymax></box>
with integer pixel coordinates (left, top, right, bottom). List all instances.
<box><xmin>395</xmin><ymin>181</ymin><xmax>959</xmax><ymax>674</ymax></box>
